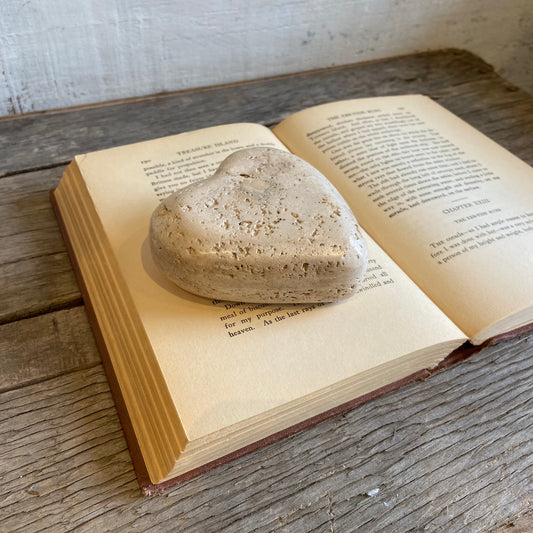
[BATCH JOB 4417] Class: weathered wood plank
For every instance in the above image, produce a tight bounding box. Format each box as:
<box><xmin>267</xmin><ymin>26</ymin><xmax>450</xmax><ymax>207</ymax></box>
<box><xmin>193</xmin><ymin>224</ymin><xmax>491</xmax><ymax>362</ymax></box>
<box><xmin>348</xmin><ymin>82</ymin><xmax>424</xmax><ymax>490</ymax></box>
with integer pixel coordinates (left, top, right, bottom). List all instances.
<box><xmin>0</xmin><ymin>166</ymin><xmax>64</xmax><ymax>238</ymax></box>
<box><xmin>2</xmin><ymin>51</ymin><xmax>533</xmax><ymax>324</ymax></box>
<box><xmin>0</xmin><ymin>252</ymin><xmax>80</xmax><ymax>324</ymax></box>
<box><xmin>2</xmin><ymin>50</ymin><xmax>533</xmax><ymax>531</ymax></box>
<box><xmin>0</xmin><ymin>167</ymin><xmax>81</xmax><ymax>323</ymax></box>
<box><xmin>495</xmin><ymin>514</ymin><xmax>533</xmax><ymax>533</ymax></box>
<box><xmin>0</xmin><ymin>334</ymin><xmax>532</xmax><ymax>532</ymax></box>
<box><xmin>0</xmin><ymin>306</ymin><xmax>100</xmax><ymax>392</ymax></box>
<box><xmin>1</xmin><ymin>49</ymin><xmax>528</xmax><ymax>178</ymax></box>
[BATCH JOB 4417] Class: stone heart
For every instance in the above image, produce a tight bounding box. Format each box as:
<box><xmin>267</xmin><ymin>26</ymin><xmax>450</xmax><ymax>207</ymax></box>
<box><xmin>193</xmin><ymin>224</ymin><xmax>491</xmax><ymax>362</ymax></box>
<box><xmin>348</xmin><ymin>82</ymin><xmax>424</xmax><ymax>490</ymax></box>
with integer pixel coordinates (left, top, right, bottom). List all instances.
<box><xmin>150</xmin><ymin>147</ymin><xmax>368</xmax><ymax>303</ymax></box>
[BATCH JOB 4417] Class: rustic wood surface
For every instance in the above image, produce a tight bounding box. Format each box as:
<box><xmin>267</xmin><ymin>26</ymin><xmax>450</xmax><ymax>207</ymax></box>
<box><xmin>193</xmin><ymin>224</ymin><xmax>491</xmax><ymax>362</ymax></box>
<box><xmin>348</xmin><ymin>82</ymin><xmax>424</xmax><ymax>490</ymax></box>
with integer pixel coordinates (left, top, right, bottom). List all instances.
<box><xmin>1</xmin><ymin>49</ymin><xmax>533</xmax><ymax>532</ymax></box>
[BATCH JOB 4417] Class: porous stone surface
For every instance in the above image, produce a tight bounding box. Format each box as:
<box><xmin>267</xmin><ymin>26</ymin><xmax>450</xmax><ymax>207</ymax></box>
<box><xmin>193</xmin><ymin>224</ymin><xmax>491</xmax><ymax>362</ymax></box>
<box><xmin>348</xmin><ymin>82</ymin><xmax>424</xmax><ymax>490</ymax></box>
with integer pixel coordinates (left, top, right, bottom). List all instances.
<box><xmin>150</xmin><ymin>147</ymin><xmax>368</xmax><ymax>303</ymax></box>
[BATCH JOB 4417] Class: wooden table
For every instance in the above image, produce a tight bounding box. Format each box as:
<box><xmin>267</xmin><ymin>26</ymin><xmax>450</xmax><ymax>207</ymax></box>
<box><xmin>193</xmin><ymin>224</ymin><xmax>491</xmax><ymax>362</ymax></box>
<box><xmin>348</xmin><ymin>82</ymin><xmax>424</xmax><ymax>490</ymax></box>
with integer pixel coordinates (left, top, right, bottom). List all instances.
<box><xmin>2</xmin><ymin>49</ymin><xmax>533</xmax><ymax>532</ymax></box>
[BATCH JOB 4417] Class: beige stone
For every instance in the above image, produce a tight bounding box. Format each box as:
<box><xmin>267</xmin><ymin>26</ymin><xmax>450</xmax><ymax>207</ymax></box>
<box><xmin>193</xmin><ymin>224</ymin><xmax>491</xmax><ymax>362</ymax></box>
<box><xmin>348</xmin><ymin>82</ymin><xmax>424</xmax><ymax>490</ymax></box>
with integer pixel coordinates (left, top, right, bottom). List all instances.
<box><xmin>150</xmin><ymin>147</ymin><xmax>368</xmax><ymax>302</ymax></box>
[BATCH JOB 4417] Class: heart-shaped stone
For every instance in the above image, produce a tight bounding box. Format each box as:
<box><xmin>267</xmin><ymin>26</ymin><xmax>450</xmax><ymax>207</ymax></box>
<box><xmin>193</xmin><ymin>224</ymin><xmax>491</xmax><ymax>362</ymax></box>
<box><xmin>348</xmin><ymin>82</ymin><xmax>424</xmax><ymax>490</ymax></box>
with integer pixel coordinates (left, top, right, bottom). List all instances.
<box><xmin>150</xmin><ymin>147</ymin><xmax>368</xmax><ymax>303</ymax></box>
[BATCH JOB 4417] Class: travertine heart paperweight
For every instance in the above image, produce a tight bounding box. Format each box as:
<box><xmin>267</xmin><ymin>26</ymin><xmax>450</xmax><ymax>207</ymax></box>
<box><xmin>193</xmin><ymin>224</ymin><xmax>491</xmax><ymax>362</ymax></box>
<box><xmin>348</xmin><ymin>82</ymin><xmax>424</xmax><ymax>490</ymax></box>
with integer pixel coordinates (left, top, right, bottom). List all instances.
<box><xmin>150</xmin><ymin>147</ymin><xmax>367</xmax><ymax>303</ymax></box>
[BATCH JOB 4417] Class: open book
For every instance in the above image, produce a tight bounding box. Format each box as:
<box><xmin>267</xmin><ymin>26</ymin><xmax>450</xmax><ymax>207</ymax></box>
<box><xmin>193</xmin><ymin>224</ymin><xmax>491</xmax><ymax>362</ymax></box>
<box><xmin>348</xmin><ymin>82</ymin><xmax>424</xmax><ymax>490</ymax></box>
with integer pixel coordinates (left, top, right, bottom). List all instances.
<box><xmin>52</xmin><ymin>95</ymin><xmax>533</xmax><ymax>493</ymax></box>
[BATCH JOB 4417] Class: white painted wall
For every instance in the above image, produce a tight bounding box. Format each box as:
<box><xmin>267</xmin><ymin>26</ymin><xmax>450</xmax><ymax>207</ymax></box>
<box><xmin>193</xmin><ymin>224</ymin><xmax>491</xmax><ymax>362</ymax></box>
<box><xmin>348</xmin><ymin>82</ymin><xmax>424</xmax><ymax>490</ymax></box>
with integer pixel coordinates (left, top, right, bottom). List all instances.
<box><xmin>1</xmin><ymin>0</ymin><xmax>532</xmax><ymax>116</ymax></box>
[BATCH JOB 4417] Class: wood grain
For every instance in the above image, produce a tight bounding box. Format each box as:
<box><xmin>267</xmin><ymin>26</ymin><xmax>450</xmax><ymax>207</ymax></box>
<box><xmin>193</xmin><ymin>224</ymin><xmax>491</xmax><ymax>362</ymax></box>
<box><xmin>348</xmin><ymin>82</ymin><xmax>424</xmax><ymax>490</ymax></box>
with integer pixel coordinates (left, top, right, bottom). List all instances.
<box><xmin>0</xmin><ymin>306</ymin><xmax>100</xmax><ymax>392</ymax></box>
<box><xmin>3</xmin><ymin>1</ymin><xmax>532</xmax><ymax>115</ymax></box>
<box><xmin>0</xmin><ymin>334</ymin><xmax>531</xmax><ymax>532</ymax></box>
<box><xmin>1</xmin><ymin>49</ymin><xmax>529</xmax><ymax>178</ymax></box>
<box><xmin>2</xmin><ymin>50</ymin><xmax>533</xmax><ymax>531</ymax></box>
<box><xmin>0</xmin><ymin>167</ymin><xmax>81</xmax><ymax>323</ymax></box>
<box><xmin>495</xmin><ymin>514</ymin><xmax>533</xmax><ymax>533</ymax></box>
<box><xmin>2</xmin><ymin>50</ymin><xmax>533</xmax><ymax>325</ymax></box>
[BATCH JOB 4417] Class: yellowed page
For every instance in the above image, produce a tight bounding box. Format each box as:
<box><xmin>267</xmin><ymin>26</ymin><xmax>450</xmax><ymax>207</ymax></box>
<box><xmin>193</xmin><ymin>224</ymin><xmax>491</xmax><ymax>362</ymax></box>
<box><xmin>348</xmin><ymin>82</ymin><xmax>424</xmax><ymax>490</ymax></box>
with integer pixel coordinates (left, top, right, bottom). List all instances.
<box><xmin>273</xmin><ymin>96</ymin><xmax>533</xmax><ymax>342</ymax></box>
<box><xmin>76</xmin><ymin>121</ymin><xmax>465</xmax><ymax>444</ymax></box>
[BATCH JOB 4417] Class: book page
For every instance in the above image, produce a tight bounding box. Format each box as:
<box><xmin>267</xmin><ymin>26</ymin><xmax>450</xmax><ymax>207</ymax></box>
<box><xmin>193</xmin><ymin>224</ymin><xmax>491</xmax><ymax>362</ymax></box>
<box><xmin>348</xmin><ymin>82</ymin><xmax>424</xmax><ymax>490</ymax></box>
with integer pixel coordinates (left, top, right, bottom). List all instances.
<box><xmin>273</xmin><ymin>96</ymin><xmax>533</xmax><ymax>341</ymax></box>
<box><xmin>76</xmin><ymin>121</ymin><xmax>465</xmax><ymax>443</ymax></box>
